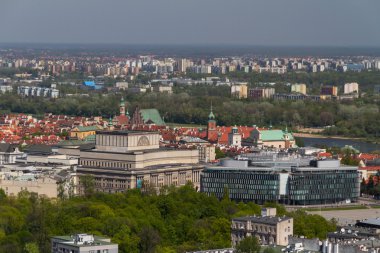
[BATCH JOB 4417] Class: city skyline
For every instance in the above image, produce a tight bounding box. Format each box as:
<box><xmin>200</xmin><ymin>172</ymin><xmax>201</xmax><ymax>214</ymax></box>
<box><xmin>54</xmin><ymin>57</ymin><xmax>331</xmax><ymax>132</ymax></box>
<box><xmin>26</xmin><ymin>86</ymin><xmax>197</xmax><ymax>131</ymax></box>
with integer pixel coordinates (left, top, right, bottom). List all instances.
<box><xmin>1</xmin><ymin>0</ymin><xmax>380</xmax><ymax>47</ymax></box>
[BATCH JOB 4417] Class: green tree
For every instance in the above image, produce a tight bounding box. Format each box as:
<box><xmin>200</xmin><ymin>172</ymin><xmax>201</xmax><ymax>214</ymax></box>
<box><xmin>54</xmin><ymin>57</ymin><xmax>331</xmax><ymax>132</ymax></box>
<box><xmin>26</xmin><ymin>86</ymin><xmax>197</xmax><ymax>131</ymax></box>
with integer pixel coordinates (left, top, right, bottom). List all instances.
<box><xmin>0</xmin><ymin>188</ymin><xmax>6</xmax><ymax>201</ymax></box>
<box><xmin>24</xmin><ymin>242</ymin><xmax>40</xmax><ymax>253</ymax></box>
<box><xmin>360</xmin><ymin>178</ymin><xmax>367</xmax><ymax>195</ymax></box>
<box><xmin>215</xmin><ymin>147</ymin><xmax>226</xmax><ymax>159</ymax></box>
<box><xmin>235</xmin><ymin>236</ymin><xmax>261</xmax><ymax>253</ymax></box>
<box><xmin>138</xmin><ymin>226</ymin><xmax>161</xmax><ymax>253</ymax></box>
<box><xmin>80</xmin><ymin>175</ymin><xmax>95</xmax><ymax>198</ymax></box>
<box><xmin>263</xmin><ymin>247</ymin><xmax>276</xmax><ymax>253</ymax></box>
<box><xmin>57</xmin><ymin>182</ymin><xmax>66</xmax><ymax>201</ymax></box>
<box><xmin>294</xmin><ymin>137</ymin><xmax>305</xmax><ymax>147</ymax></box>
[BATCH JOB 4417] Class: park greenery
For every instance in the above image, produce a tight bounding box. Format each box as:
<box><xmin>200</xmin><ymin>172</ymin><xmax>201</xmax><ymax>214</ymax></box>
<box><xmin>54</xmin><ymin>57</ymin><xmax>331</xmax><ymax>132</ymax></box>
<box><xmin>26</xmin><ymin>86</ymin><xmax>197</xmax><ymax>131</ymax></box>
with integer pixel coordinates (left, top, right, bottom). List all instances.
<box><xmin>0</xmin><ymin>183</ymin><xmax>337</xmax><ymax>253</ymax></box>
<box><xmin>235</xmin><ymin>236</ymin><xmax>261</xmax><ymax>253</ymax></box>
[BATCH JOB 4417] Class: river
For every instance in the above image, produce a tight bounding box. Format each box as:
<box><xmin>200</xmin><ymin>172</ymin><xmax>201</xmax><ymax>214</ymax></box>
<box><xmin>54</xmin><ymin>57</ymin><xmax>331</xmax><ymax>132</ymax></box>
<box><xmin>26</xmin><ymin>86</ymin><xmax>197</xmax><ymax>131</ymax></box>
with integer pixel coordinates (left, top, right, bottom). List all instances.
<box><xmin>299</xmin><ymin>137</ymin><xmax>380</xmax><ymax>153</ymax></box>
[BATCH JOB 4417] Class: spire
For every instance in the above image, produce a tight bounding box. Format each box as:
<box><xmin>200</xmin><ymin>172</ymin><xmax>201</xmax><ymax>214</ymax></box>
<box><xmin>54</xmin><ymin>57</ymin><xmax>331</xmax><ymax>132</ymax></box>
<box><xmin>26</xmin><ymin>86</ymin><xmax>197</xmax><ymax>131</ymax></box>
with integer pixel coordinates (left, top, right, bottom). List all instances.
<box><xmin>285</xmin><ymin>124</ymin><xmax>288</xmax><ymax>133</ymax></box>
<box><xmin>108</xmin><ymin>116</ymin><xmax>113</xmax><ymax>127</ymax></box>
<box><xmin>126</xmin><ymin>109</ymin><xmax>130</xmax><ymax>118</ymax></box>
<box><xmin>120</xmin><ymin>97</ymin><xmax>126</xmax><ymax>116</ymax></box>
<box><xmin>269</xmin><ymin>121</ymin><xmax>272</xmax><ymax>129</ymax></box>
<box><xmin>208</xmin><ymin>102</ymin><xmax>215</xmax><ymax>120</ymax></box>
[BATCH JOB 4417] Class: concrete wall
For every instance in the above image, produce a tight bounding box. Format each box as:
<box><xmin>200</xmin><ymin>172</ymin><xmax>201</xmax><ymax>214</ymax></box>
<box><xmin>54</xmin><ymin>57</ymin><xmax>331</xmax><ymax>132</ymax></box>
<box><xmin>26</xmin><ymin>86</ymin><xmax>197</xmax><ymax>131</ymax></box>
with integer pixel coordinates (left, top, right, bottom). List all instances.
<box><xmin>276</xmin><ymin>218</ymin><xmax>293</xmax><ymax>246</ymax></box>
<box><xmin>0</xmin><ymin>177</ymin><xmax>58</xmax><ymax>198</ymax></box>
<box><xmin>80</xmin><ymin>149</ymin><xmax>199</xmax><ymax>170</ymax></box>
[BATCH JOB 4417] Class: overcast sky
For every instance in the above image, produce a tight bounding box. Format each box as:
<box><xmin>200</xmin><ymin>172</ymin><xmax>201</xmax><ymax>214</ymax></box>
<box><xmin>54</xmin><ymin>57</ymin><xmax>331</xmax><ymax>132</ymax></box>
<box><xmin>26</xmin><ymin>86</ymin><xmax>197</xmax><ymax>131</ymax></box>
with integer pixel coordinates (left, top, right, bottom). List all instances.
<box><xmin>0</xmin><ymin>0</ymin><xmax>379</xmax><ymax>46</ymax></box>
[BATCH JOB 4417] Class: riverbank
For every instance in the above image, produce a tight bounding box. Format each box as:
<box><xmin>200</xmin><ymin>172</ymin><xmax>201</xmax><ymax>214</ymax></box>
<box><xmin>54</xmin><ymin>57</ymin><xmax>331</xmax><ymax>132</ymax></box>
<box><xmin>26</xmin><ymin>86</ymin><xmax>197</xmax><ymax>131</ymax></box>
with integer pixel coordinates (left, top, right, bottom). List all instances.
<box><xmin>296</xmin><ymin>135</ymin><xmax>380</xmax><ymax>153</ymax></box>
<box><xmin>293</xmin><ymin>132</ymin><xmax>366</xmax><ymax>141</ymax></box>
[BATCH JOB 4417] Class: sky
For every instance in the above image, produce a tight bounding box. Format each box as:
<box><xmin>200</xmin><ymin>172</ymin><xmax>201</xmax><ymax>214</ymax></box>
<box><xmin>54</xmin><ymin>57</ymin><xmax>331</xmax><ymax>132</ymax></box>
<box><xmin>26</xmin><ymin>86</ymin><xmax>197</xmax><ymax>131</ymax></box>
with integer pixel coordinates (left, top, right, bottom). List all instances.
<box><xmin>0</xmin><ymin>0</ymin><xmax>379</xmax><ymax>47</ymax></box>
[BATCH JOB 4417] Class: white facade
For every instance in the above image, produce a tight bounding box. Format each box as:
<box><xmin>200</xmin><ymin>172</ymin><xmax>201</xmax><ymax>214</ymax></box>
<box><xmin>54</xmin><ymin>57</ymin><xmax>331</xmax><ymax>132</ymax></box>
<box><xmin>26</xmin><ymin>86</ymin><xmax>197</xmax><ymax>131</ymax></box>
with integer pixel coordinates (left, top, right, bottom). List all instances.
<box><xmin>17</xmin><ymin>86</ymin><xmax>59</xmax><ymax>98</ymax></box>
<box><xmin>344</xmin><ymin>82</ymin><xmax>359</xmax><ymax>94</ymax></box>
<box><xmin>0</xmin><ymin>85</ymin><xmax>13</xmax><ymax>93</ymax></box>
<box><xmin>228</xmin><ymin>127</ymin><xmax>242</xmax><ymax>147</ymax></box>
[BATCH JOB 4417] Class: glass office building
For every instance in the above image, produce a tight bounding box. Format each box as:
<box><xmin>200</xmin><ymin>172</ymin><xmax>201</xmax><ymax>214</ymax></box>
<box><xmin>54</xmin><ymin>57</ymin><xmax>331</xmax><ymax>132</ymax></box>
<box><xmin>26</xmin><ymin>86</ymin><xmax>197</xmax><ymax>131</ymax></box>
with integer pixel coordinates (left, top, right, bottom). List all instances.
<box><xmin>201</xmin><ymin>159</ymin><xmax>360</xmax><ymax>205</ymax></box>
<box><xmin>288</xmin><ymin>165</ymin><xmax>360</xmax><ymax>205</ymax></box>
<box><xmin>201</xmin><ymin>168</ymin><xmax>280</xmax><ymax>204</ymax></box>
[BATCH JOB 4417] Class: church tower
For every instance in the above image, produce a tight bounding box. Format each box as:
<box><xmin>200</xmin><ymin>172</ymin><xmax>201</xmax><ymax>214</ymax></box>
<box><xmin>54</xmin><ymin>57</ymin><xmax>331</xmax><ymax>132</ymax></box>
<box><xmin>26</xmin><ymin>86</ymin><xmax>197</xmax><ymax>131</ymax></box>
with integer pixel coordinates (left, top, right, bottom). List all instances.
<box><xmin>207</xmin><ymin>104</ymin><xmax>218</xmax><ymax>142</ymax></box>
<box><xmin>108</xmin><ymin>116</ymin><xmax>114</xmax><ymax>130</ymax></box>
<box><xmin>120</xmin><ymin>97</ymin><xmax>126</xmax><ymax>116</ymax></box>
<box><xmin>228</xmin><ymin>125</ymin><xmax>242</xmax><ymax>147</ymax></box>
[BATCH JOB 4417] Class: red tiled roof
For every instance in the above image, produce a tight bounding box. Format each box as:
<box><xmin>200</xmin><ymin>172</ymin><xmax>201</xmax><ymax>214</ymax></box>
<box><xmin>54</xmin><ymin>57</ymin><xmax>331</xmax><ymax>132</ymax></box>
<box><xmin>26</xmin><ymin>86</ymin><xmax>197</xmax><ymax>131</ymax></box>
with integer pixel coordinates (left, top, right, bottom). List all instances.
<box><xmin>358</xmin><ymin>153</ymin><xmax>379</xmax><ymax>161</ymax></box>
<box><xmin>318</xmin><ymin>152</ymin><xmax>332</xmax><ymax>158</ymax></box>
<box><xmin>360</xmin><ymin>166</ymin><xmax>380</xmax><ymax>171</ymax></box>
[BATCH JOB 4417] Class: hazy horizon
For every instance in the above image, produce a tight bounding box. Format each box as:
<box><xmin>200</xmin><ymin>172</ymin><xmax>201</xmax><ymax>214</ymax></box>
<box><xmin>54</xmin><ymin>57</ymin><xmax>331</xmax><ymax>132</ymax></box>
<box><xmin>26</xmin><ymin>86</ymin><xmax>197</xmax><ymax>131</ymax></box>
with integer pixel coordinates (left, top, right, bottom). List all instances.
<box><xmin>1</xmin><ymin>0</ymin><xmax>379</xmax><ymax>47</ymax></box>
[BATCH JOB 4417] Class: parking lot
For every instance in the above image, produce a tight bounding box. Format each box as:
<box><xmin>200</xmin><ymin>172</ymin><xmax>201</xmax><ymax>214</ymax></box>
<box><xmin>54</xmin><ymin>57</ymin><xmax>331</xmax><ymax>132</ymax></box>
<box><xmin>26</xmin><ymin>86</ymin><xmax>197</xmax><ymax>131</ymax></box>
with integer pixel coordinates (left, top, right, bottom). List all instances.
<box><xmin>307</xmin><ymin>208</ymin><xmax>380</xmax><ymax>225</ymax></box>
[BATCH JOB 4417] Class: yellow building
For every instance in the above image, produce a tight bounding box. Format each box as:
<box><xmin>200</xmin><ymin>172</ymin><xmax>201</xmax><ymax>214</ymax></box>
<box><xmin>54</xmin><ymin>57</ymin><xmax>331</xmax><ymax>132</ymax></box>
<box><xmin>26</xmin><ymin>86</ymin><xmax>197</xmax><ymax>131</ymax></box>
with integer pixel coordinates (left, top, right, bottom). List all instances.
<box><xmin>291</xmin><ymin>83</ymin><xmax>307</xmax><ymax>95</ymax></box>
<box><xmin>231</xmin><ymin>84</ymin><xmax>248</xmax><ymax>98</ymax></box>
<box><xmin>70</xmin><ymin>126</ymin><xmax>103</xmax><ymax>140</ymax></box>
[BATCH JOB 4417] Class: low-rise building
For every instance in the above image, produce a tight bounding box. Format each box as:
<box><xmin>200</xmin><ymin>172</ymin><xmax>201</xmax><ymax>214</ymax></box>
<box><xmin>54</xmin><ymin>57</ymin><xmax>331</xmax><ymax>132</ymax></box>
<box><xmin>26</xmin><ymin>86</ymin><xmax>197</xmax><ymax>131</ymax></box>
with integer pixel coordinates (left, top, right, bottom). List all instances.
<box><xmin>152</xmin><ymin>85</ymin><xmax>173</xmax><ymax>94</ymax></box>
<box><xmin>291</xmin><ymin>84</ymin><xmax>307</xmax><ymax>95</ymax></box>
<box><xmin>187</xmin><ymin>249</ymin><xmax>234</xmax><ymax>253</ymax></box>
<box><xmin>231</xmin><ymin>84</ymin><xmax>248</xmax><ymax>99</ymax></box>
<box><xmin>70</xmin><ymin>125</ymin><xmax>103</xmax><ymax>140</ymax></box>
<box><xmin>17</xmin><ymin>86</ymin><xmax>59</xmax><ymax>98</ymax></box>
<box><xmin>51</xmin><ymin>234</ymin><xmax>118</xmax><ymax>253</ymax></box>
<box><xmin>0</xmin><ymin>85</ymin><xmax>13</xmax><ymax>93</ymax></box>
<box><xmin>0</xmin><ymin>175</ymin><xmax>58</xmax><ymax>198</ymax></box>
<box><xmin>228</xmin><ymin>126</ymin><xmax>242</xmax><ymax>147</ymax></box>
<box><xmin>248</xmin><ymin>88</ymin><xmax>275</xmax><ymax>100</ymax></box>
<box><xmin>249</xmin><ymin>128</ymin><xmax>296</xmax><ymax>149</ymax></box>
<box><xmin>321</xmin><ymin>86</ymin><xmax>338</xmax><ymax>96</ymax></box>
<box><xmin>231</xmin><ymin>208</ymin><xmax>293</xmax><ymax>246</ymax></box>
<box><xmin>344</xmin><ymin>82</ymin><xmax>359</xmax><ymax>94</ymax></box>
<box><xmin>0</xmin><ymin>143</ymin><xmax>23</xmax><ymax>164</ymax></box>
<box><xmin>115</xmin><ymin>81</ymin><xmax>128</xmax><ymax>90</ymax></box>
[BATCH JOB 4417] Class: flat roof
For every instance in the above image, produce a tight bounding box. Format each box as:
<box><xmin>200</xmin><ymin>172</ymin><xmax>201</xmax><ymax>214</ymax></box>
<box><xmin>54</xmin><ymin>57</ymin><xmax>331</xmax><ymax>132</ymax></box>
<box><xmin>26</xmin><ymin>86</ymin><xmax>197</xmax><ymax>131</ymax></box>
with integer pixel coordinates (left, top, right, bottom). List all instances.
<box><xmin>96</xmin><ymin>130</ymin><xmax>159</xmax><ymax>136</ymax></box>
<box><xmin>51</xmin><ymin>235</ymin><xmax>116</xmax><ymax>248</ymax></box>
<box><xmin>357</xmin><ymin>218</ymin><xmax>380</xmax><ymax>227</ymax></box>
<box><xmin>232</xmin><ymin>216</ymin><xmax>292</xmax><ymax>225</ymax></box>
<box><xmin>204</xmin><ymin>166</ymin><xmax>358</xmax><ymax>172</ymax></box>
<box><xmin>84</xmin><ymin>146</ymin><xmax>193</xmax><ymax>155</ymax></box>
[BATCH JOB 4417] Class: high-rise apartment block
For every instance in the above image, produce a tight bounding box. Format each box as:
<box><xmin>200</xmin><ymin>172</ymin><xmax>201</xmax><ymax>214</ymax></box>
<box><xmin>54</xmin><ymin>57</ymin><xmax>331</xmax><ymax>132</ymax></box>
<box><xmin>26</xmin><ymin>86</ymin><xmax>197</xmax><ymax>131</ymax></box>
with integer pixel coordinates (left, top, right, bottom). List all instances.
<box><xmin>178</xmin><ymin>58</ymin><xmax>192</xmax><ymax>73</ymax></box>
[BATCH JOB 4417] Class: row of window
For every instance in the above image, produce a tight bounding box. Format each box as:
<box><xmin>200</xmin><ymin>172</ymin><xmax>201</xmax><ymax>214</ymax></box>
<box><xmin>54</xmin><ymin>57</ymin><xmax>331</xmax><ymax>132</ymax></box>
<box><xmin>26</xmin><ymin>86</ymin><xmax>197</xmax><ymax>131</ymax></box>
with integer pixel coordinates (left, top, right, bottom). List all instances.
<box><xmin>204</xmin><ymin>172</ymin><xmax>278</xmax><ymax>180</ymax></box>
<box><xmin>81</xmin><ymin>159</ymin><xmax>132</xmax><ymax>169</ymax></box>
<box><xmin>202</xmin><ymin>178</ymin><xmax>279</xmax><ymax>186</ymax></box>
